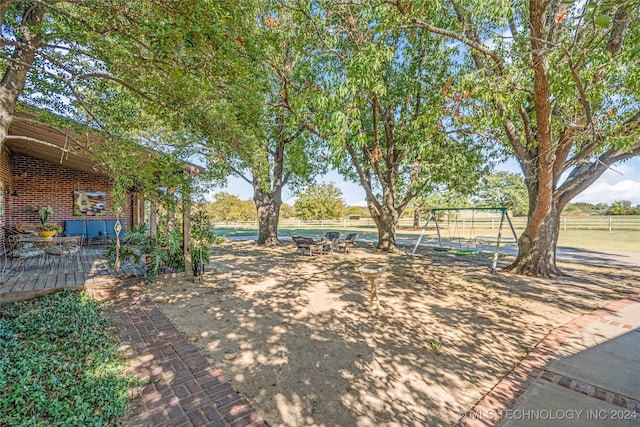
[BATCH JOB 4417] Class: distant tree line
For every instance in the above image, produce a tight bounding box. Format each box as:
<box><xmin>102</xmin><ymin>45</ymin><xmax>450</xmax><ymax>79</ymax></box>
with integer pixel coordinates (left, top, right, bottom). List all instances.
<box><xmin>564</xmin><ymin>201</ymin><xmax>640</xmax><ymax>216</ymax></box>
<box><xmin>206</xmin><ymin>175</ymin><xmax>638</xmax><ymax>224</ymax></box>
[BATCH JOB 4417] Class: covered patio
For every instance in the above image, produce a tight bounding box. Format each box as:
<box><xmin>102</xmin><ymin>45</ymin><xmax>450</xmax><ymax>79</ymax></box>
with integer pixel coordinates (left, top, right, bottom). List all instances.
<box><xmin>1</xmin><ymin>110</ymin><xmax>199</xmax><ymax>305</ymax></box>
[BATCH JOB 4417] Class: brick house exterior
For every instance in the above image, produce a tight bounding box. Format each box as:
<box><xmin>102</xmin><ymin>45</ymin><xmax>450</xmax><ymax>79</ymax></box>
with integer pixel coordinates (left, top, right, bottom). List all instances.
<box><xmin>1</xmin><ymin>154</ymin><xmax>133</xmax><ymax>232</ymax></box>
<box><xmin>0</xmin><ymin>112</ymin><xmax>140</xmax><ymax>244</ymax></box>
<box><xmin>1</xmin><ymin>110</ymin><xmax>199</xmax><ymax>273</ymax></box>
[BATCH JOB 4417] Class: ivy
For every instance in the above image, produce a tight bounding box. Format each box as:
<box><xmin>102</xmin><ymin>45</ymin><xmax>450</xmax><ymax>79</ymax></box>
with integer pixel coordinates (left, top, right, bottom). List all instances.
<box><xmin>0</xmin><ymin>291</ymin><xmax>140</xmax><ymax>426</ymax></box>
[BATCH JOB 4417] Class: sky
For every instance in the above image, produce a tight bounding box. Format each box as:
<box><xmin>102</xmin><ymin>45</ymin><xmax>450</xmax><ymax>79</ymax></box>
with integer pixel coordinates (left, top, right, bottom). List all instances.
<box><xmin>207</xmin><ymin>156</ymin><xmax>640</xmax><ymax>207</ymax></box>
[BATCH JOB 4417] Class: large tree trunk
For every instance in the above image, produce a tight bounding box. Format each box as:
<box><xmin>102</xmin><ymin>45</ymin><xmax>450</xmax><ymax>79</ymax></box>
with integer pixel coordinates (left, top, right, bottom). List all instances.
<box><xmin>413</xmin><ymin>208</ymin><xmax>420</xmax><ymax>229</ymax></box>
<box><xmin>507</xmin><ymin>202</ymin><xmax>562</xmax><ymax>276</ymax></box>
<box><xmin>368</xmin><ymin>201</ymin><xmax>400</xmax><ymax>252</ymax></box>
<box><xmin>506</xmin><ymin>0</ymin><xmax>558</xmax><ymax>277</ymax></box>
<box><xmin>0</xmin><ymin>5</ymin><xmax>45</xmax><ymax>152</ymax></box>
<box><xmin>254</xmin><ymin>184</ymin><xmax>281</xmax><ymax>246</ymax></box>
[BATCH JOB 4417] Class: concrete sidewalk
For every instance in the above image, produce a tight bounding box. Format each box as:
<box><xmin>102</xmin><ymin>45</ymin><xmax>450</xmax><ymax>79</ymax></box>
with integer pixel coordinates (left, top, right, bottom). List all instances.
<box><xmin>458</xmin><ymin>295</ymin><xmax>640</xmax><ymax>427</ymax></box>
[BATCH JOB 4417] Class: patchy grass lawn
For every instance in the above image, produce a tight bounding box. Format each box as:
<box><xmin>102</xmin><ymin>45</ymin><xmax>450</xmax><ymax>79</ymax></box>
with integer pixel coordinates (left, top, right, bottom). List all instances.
<box><xmin>0</xmin><ymin>290</ymin><xmax>139</xmax><ymax>426</ymax></box>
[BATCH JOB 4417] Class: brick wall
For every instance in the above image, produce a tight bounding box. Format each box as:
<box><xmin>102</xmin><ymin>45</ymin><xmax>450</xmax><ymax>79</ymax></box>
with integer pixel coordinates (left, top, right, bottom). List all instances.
<box><xmin>7</xmin><ymin>155</ymin><xmax>133</xmax><ymax>232</ymax></box>
<box><xmin>0</xmin><ymin>149</ymin><xmax>11</xmax><ymax>242</ymax></box>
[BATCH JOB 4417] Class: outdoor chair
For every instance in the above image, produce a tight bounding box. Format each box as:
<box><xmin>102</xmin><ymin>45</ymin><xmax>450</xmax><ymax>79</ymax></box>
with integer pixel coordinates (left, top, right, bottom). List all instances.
<box><xmin>14</xmin><ymin>222</ymin><xmax>38</xmax><ymax>235</ymax></box>
<box><xmin>46</xmin><ymin>235</ymin><xmax>83</xmax><ymax>271</ymax></box>
<box><xmin>337</xmin><ymin>233</ymin><xmax>358</xmax><ymax>253</ymax></box>
<box><xmin>3</xmin><ymin>235</ymin><xmax>45</xmax><ymax>274</ymax></box>
<box><xmin>292</xmin><ymin>236</ymin><xmax>326</xmax><ymax>256</ymax></box>
<box><xmin>2</xmin><ymin>226</ymin><xmax>24</xmax><ymax>236</ymax></box>
<box><xmin>320</xmin><ymin>231</ymin><xmax>340</xmax><ymax>253</ymax></box>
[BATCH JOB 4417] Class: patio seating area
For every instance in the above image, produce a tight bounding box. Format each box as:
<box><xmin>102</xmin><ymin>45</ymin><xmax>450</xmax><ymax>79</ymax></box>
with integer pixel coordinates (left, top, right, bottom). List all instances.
<box><xmin>292</xmin><ymin>232</ymin><xmax>358</xmax><ymax>256</ymax></box>
<box><xmin>0</xmin><ymin>245</ymin><xmax>146</xmax><ymax>305</ymax></box>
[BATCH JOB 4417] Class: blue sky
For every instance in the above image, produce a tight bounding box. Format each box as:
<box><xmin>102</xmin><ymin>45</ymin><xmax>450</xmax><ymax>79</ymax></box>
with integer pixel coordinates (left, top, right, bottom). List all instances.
<box><xmin>209</xmin><ymin>157</ymin><xmax>640</xmax><ymax>206</ymax></box>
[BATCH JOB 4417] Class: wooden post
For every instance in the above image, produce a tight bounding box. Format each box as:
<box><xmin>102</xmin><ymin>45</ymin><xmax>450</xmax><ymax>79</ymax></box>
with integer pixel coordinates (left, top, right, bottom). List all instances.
<box><xmin>131</xmin><ymin>193</ymin><xmax>145</xmax><ymax>227</ymax></box>
<box><xmin>182</xmin><ymin>184</ymin><xmax>192</xmax><ymax>276</ymax></box>
<box><xmin>167</xmin><ymin>187</ymin><xmax>176</xmax><ymax>232</ymax></box>
<box><xmin>149</xmin><ymin>203</ymin><xmax>158</xmax><ymax>238</ymax></box>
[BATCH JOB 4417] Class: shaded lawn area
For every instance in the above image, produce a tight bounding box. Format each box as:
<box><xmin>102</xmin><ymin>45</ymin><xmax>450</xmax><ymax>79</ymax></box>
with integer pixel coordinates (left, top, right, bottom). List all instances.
<box><xmin>145</xmin><ymin>240</ymin><xmax>638</xmax><ymax>426</ymax></box>
<box><xmin>0</xmin><ymin>290</ymin><xmax>140</xmax><ymax>426</ymax></box>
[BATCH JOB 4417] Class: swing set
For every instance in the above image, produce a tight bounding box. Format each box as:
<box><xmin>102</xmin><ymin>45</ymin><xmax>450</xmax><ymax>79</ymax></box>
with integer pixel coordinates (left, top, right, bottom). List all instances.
<box><xmin>411</xmin><ymin>207</ymin><xmax>519</xmax><ymax>273</ymax></box>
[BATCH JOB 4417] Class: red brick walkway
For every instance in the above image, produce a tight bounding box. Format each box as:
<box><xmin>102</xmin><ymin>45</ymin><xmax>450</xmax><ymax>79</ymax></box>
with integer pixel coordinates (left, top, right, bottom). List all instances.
<box><xmin>457</xmin><ymin>295</ymin><xmax>640</xmax><ymax>427</ymax></box>
<box><xmin>108</xmin><ymin>288</ymin><xmax>266</xmax><ymax>427</ymax></box>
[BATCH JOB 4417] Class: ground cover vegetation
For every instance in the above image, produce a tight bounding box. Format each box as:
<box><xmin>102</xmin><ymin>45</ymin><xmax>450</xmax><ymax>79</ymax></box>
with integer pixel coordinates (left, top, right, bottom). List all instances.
<box><xmin>0</xmin><ymin>290</ymin><xmax>139</xmax><ymax>426</ymax></box>
<box><xmin>1</xmin><ymin>0</ymin><xmax>638</xmax><ymax>277</ymax></box>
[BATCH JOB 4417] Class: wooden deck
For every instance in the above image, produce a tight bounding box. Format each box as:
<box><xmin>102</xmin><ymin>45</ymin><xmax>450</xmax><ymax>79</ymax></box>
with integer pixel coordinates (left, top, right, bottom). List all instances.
<box><xmin>0</xmin><ymin>246</ymin><xmax>146</xmax><ymax>305</ymax></box>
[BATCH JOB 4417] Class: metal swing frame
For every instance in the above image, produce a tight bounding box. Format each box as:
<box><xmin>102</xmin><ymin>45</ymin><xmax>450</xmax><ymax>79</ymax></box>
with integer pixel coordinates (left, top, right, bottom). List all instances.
<box><xmin>410</xmin><ymin>207</ymin><xmax>519</xmax><ymax>273</ymax></box>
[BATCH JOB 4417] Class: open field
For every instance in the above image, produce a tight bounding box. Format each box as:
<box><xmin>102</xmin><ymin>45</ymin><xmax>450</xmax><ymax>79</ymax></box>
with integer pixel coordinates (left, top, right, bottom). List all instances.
<box><xmin>146</xmin><ymin>240</ymin><xmax>639</xmax><ymax>426</ymax></box>
<box><xmin>213</xmin><ymin>225</ymin><xmax>640</xmax><ymax>254</ymax></box>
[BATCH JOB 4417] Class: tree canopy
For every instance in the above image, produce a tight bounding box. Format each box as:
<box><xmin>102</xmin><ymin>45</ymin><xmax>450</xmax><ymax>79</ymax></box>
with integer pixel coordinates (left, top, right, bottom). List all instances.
<box><xmin>395</xmin><ymin>0</ymin><xmax>640</xmax><ymax>275</ymax></box>
<box><xmin>294</xmin><ymin>182</ymin><xmax>346</xmax><ymax>220</ymax></box>
<box><xmin>207</xmin><ymin>192</ymin><xmax>257</xmax><ymax>222</ymax></box>
<box><xmin>473</xmin><ymin>172</ymin><xmax>529</xmax><ymax>216</ymax></box>
<box><xmin>291</xmin><ymin>1</ymin><xmax>493</xmax><ymax>251</ymax></box>
<box><xmin>2</xmin><ymin>0</ymin><xmax>638</xmax><ymax>276</ymax></box>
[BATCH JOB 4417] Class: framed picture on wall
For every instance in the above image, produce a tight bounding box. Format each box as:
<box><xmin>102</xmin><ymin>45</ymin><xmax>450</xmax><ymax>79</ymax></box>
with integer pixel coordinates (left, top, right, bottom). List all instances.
<box><xmin>73</xmin><ymin>190</ymin><xmax>107</xmax><ymax>216</ymax></box>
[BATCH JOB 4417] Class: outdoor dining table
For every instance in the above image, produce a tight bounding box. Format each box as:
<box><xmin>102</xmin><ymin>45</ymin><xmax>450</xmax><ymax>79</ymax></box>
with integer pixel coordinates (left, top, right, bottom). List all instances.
<box><xmin>17</xmin><ymin>236</ymin><xmax>79</xmax><ymax>270</ymax></box>
<box><xmin>19</xmin><ymin>235</ymin><xmax>70</xmax><ymax>247</ymax></box>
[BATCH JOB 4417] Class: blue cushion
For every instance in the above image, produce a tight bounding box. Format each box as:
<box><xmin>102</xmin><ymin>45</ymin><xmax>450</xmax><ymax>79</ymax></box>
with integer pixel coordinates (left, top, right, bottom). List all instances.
<box><xmin>105</xmin><ymin>219</ymin><xmax>123</xmax><ymax>238</ymax></box>
<box><xmin>86</xmin><ymin>220</ymin><xmax>107</xmax><ymax>238</ymax></box>
<box><xmin>65</xmin><ymin>220</ymin><xmax>87</xmax><ymax>238</ymax></box>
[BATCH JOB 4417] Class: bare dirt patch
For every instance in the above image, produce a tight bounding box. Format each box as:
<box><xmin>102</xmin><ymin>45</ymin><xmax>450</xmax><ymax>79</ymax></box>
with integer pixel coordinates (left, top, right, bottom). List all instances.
<box><xmin>145</xmin><ymin>240</ymin><xmax>638</xmax><ymax>426</ymax></box>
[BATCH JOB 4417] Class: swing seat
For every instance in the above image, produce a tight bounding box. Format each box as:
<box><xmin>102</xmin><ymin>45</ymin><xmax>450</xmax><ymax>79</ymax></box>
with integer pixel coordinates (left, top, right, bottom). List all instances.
<box><xmin>449</xmin><ymin>249</ymin><xmax>479</xmax><ymax>256</ymax></box>
<box><xmin>433</xmin><ymin>247</ymin><xmax>451</xmax><ymax>252</ymax></box>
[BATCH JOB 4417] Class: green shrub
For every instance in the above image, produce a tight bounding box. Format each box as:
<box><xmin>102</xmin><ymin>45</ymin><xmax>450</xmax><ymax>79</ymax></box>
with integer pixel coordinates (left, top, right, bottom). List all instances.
<box><xmin>0</xmin><ymin>290</ymin><xmax>139</xmax><ymax>426</ymax></box>
<box><xmin>104</xmin><ymin>224</ymin><xmax>184</xmax><ymax>284</ymax></box>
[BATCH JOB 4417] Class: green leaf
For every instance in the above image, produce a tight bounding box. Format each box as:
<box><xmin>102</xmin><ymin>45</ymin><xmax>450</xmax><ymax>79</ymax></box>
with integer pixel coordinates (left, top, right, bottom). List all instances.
<box><xmin>595</xmin><ymin>14</ymin><xmax>613</xmax><ymax>28</ymax></box>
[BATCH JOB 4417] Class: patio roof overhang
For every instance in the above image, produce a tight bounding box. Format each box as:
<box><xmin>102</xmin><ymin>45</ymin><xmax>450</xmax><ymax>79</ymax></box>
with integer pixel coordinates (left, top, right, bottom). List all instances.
<box><xmin>6</xmin><ymin>111</ymin><xmax>109</xmax><ymax>176</ymax></box>
<box><xmin>4</xmin><ymin>111</ymin><xmax>205</xmax><ymax>177</ymax></box>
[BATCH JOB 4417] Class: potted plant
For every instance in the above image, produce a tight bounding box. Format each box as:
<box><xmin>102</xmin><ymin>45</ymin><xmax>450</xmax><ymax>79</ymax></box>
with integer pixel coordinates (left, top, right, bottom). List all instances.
<box><xmin>36</xmin><ymin>206</ymin><xmax>53</xmax><ymax>225</ymax></box>
<box><xmin>37</xmin><ymin>223</ymin><xmax>63</xmax><ymax>239</ymax></box>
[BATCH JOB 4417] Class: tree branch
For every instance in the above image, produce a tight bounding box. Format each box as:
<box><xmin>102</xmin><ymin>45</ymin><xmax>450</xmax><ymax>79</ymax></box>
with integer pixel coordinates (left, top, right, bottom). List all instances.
<box><xmin>557</xmin><ymin>139</ymin><xmax>640</xmax><ymax>206</ymax></box>
<box><xmin>563</xmin><ymin>48</ymin><xmax>594</xmax><ymax>134</ymax></box>
<box><xmin>228</xmin><ymin>164</ymin><xmax>253</xmax><ymax>186</ymax></box>
<box><xmin>607</xmin><ymin>6</ymin><xmax>632</xmax><ymax>55</ymax></box>
<box><xmin>401</xmin><ymin>17</ymin><xmax>504</xmax><ymax>75</ymax></box>
<box><xmin>345</xmin><ymin>140</ymin><xmax>383</xmax><ymax>213</ymax></box>
<box><xmin>552</xmin><ymin>126</ymin><xmax>573</xmax><ymax>185</ymax></box>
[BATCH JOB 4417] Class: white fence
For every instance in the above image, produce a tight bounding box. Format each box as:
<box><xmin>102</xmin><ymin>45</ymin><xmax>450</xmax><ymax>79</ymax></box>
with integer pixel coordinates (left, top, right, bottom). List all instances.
<box><xmin>215</xmin><ymin>216</ymin><xmax>640</xmax><ymax>231</ymax></box>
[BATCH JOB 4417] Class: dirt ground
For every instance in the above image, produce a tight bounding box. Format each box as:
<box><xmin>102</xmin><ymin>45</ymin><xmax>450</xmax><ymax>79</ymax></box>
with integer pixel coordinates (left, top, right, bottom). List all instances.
<box><xmin>145</xmin><ymin>240</ymin><xmax>638</xmax><ymax>427</ymax></box>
